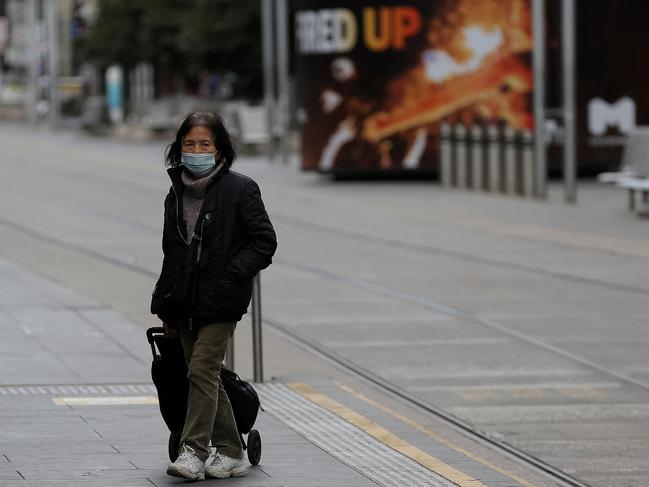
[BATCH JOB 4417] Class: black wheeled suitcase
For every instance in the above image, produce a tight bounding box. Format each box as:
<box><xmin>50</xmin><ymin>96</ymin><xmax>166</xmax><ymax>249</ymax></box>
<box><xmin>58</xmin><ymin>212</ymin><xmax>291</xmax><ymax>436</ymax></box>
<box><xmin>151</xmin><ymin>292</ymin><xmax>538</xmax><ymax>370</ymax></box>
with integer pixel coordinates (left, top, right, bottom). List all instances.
<box><xmin>146</xmin><ymin>327</ymin><xmax>262</xmax><ymax>465</ymax></box>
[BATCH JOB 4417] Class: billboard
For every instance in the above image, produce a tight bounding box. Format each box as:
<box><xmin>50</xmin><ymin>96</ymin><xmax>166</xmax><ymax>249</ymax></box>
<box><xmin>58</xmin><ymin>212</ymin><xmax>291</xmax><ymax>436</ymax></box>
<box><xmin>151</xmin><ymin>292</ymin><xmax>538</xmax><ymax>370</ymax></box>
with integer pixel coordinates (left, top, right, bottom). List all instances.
<box><xmin>294</xmin><ymin>0</ymin><xmax>534</xmax><ymax>174</ymax></box>
<box><xmin>544</xmin><ymin>0</ymin><xmax>649</xmax><ymax>172</ymax></box>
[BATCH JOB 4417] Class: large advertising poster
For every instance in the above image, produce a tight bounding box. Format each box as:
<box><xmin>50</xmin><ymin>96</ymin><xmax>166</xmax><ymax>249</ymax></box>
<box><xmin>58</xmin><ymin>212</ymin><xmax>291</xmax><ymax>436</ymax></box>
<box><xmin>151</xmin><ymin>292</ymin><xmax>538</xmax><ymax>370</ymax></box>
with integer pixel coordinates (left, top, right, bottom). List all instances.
<box><xmin>295</xmin><ymin>0</ymin><xmax>534</xmax><ymax>174</ymax></box>
<box><xmin>545</xmin><ymin>0</ymin><xmax>649</xmax><ymax>172</ymax></box>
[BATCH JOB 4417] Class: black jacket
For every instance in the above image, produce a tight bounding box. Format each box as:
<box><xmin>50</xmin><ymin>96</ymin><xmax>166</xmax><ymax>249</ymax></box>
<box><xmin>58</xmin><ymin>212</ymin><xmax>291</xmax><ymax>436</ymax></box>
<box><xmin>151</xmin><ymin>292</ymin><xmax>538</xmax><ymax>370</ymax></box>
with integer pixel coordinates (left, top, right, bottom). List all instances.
<box><xmin>151</xmin><ymin>166</ymin><xmax>277</xmax><ymax>327</ymax></box>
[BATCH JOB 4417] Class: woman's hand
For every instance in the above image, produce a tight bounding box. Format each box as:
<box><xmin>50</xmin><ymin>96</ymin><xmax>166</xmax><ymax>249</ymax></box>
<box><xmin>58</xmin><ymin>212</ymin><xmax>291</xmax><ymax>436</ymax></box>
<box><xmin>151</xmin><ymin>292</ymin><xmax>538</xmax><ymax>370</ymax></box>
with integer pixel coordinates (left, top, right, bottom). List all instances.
<box><xmin>162</xmin><ymin>322</ymin><xmax>178</xmax><ymax>338</ymax></box>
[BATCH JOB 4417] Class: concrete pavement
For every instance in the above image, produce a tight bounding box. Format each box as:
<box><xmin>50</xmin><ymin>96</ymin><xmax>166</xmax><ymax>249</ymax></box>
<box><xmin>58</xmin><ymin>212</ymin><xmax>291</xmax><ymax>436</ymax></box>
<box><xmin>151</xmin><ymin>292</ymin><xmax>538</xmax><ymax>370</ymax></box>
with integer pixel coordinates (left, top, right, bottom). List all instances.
<box><xmin>0</xmin><ymin>122</ymin><xmax>648</xmax><ymax>485</ymax></box>
<box><xmin>0</xmin><ymin>256</ymin><xmax>544</xmax><ymax>486</ymax></box>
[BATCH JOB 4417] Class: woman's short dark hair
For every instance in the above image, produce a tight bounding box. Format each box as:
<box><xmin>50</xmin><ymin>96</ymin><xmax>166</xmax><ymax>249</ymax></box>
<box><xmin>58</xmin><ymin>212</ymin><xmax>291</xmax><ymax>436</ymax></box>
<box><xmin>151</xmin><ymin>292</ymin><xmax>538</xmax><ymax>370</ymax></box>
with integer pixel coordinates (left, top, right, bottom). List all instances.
<box><xmin>165</xmin><ymin>111</ymin><xmax>236</xmax><ymax>168</ymax></box>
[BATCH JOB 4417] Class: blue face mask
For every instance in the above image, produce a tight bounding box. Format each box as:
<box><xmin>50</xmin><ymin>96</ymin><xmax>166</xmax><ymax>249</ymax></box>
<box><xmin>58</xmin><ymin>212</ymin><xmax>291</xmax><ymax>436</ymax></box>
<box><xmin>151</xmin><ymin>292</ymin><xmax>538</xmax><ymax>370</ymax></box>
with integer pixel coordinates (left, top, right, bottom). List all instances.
<box><xmin>181</xmin><ymin>152</ymin><xmax>217</xmax><ymax>177</ymax></box>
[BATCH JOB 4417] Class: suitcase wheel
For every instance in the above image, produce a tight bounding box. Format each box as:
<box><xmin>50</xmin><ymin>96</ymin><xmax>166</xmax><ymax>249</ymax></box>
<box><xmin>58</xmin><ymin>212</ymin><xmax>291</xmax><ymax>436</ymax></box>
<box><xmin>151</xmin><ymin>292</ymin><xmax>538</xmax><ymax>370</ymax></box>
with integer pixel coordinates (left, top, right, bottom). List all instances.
<box><xmin>168</xmin><ymin>430</ymin><xmax>182</xmax><ymax>462</ymax></box>
<box><xmin>247</xmin><ymin>429</ymin><xmax>261</xmax><ymax>465</ymax></box>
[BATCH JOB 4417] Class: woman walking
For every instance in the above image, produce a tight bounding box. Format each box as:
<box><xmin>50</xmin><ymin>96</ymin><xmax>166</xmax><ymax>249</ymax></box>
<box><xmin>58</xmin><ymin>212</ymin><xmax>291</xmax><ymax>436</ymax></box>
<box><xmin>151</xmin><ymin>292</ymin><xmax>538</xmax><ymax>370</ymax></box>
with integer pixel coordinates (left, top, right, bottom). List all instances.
<box><xmin>151</xmin><ymin>112</ymin><xmax>277</xmax><ymax>480</ymax></box>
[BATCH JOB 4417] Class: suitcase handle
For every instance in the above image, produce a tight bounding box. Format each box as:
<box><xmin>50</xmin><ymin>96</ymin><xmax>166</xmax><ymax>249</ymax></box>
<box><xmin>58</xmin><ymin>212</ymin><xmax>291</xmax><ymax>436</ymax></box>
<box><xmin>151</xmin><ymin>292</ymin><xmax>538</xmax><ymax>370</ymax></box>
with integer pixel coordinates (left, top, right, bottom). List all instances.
<box><xmin>147</xmin><ymin>326</ymin><xmax>165</xmax><ymax>344</ymax></box>
<box><xmin>146</xmin><ymin>327</ymin><xmax>165</xmax><ymax>360</ymax></box>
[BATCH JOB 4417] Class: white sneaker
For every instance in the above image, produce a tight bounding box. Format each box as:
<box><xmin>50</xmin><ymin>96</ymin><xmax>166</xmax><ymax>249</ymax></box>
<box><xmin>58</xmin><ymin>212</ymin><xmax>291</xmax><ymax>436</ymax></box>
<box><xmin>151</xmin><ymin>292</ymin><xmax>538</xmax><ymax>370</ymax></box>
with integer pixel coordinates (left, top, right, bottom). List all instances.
<box><xmin>166</xmin><ymin>444</ymin><xmax>205</xmax><ymax>481</ymax></box>
<box><xmin>206</xmin><ymin>445</ymin><xmax>217</xmax><ymax>467</ymax></box>
<box><xmin>205</xmin><ymin>452</ymin><xmax>249</xmax><ymax>479</ymax></box>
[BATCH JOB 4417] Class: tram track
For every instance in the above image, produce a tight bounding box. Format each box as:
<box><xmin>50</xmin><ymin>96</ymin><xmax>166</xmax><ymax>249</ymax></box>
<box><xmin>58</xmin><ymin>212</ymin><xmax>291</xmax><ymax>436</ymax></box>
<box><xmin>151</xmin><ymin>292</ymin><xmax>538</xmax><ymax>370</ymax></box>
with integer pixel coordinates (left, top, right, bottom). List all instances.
<box><xmin>4</xmin><ymin>136</ymin><xmax>649</xmax><ymax>297</ymax></box>
<box><xmin>273</xmin><ymin>257</ymin><xmax>649</xmax><ymax>394</ymax></box>
<box><xmin>2</xmin><ymin>211</ymin><xmax>648</xmax><ymax>394</ymax></box>
<box><xmin>273</xmin><ymin>214</ymin><xmax>649</xmax><ymax>297</ymax></box>
<box><xmin>3</xmin><ymin>128</ymin><xmax>649</xmax><ymax>485</ymax></box>
<box><xmin>5</xmin><ymin>139</ymin><xmax>649</xmax><ymax>296</ymax></box>
<box><xmin>0</xmin><ymin>208</ymin><xmax>645</xmax><ymax>487</ymax></box>
<box><xmin>263</xmin><ymin>315</ymin><xmax>590</xmax><ymax>487</ymax></box>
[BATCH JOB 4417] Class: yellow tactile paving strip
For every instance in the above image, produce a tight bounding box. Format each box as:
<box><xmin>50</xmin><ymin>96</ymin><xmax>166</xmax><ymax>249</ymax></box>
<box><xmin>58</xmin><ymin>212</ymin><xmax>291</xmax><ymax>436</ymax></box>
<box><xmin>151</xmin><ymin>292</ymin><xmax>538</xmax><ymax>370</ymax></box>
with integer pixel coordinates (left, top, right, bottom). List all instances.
<box><xmin>335</xmin><ymin>382</ymin><xmax>538</xmax><ymax>487</ymax></box>
<box><xmin>289</xmin><ymin>382</ymin><xmax>493</xmax><ymax>487</ymax></box>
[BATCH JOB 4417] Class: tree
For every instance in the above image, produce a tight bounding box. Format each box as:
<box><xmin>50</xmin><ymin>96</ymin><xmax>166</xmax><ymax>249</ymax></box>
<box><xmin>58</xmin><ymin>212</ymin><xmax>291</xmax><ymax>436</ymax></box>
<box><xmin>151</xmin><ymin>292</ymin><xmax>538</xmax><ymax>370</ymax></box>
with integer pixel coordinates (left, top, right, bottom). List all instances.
<box><xmin>177</xmin><ymin>0</ymin><xmax>261</xmax><ymax>77</ymax></box>
<box><xmin>84</xmin><ymin>0</ymin><xmax>146</xmax><ymax>70</ymax></box>
<box><xmin>84</xmin><ymin>0</ymin><xmax>262</xmax><ymax>98</ymax></box>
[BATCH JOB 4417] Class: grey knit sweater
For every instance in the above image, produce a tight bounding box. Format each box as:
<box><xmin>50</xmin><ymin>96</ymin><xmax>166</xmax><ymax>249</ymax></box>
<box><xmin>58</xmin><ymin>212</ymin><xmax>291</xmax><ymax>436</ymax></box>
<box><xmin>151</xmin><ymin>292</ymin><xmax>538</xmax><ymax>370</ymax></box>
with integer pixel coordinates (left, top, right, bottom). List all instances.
<box><xmin>181</xmin><ymin>163</ymin><xmax>223</xmax><ymax>239</ymax></box>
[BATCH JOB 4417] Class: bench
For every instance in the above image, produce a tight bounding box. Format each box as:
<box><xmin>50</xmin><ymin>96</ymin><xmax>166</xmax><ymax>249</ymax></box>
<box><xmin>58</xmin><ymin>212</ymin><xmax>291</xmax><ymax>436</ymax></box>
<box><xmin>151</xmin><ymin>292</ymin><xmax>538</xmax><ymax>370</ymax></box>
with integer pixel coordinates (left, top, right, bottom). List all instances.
<box><xmin>221</xmin><ymin>103</ymin><xmax>271</xmax><ymax>151</ymax></box>
<box><xmin>597</xmin><ymin>127</ymin><xmax>649</xmax><ymax>214</ymax></box>
<box><xmin>598</xmin><ymin>127</ymin><xmax>649</xmax><ymax>182</ymax></box>
<box><xmin>616</xmin><ymin>176</ymin><xmax>649</xmax><ymax>211</ymax></box>
<box><xmin>236</xmin><ymin>105</ymin><xmax>271</xmax><ymax>146</ymax></box>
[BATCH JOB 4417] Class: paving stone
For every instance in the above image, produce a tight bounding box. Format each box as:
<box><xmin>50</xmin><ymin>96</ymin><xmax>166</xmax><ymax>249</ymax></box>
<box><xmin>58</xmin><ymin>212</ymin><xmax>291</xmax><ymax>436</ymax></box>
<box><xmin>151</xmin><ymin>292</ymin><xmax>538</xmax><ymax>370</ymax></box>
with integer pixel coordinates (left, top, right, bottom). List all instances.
<box><xmin>0</xmin><ymin>469</ymin><xmax>23</xmax><ymax>480</ymax></box>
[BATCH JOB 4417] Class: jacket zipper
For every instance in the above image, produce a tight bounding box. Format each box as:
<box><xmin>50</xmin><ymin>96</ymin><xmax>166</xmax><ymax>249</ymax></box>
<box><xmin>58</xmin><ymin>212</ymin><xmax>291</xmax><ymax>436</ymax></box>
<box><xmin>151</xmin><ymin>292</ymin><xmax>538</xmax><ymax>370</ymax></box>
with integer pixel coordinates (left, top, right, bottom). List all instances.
<box><xmin>172</xmin><ymin>185</ymin><xmax>194</xmax><ymax>330</ymax></box>
<box><xmin>173</xmin><ymin>186</ymin><xmax>211</xmax><ymax>331</ymax></box>
<box><xmin>190</xmin><ymin>219</ymin><xmax>207</xmax><ymax>332</ymax></box>
<box><xmin>196</xmin><ymin>218</ymin><xmax>206</xmax><ymax>263</ymax></box>
<box><xmin>171</xmin><ymin>185</ymin><xmax>191</xmax><ymax>246</ymax></box>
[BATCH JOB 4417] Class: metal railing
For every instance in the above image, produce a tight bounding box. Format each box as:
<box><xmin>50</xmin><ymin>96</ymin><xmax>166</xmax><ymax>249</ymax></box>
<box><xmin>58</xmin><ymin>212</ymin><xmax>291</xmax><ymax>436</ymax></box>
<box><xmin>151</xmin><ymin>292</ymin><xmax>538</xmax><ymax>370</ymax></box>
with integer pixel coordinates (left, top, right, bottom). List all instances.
<box><xmin>225</xmin><ymin>273</ymin><xmax>264</xmax><ymax>382</ymax></box>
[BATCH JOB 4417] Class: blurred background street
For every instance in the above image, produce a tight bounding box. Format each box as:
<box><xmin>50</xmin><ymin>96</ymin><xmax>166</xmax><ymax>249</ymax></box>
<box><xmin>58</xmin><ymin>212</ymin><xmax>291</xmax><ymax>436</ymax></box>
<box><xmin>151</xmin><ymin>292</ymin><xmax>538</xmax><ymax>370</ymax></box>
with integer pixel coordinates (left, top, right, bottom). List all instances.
<box><xmin>1</xmin><ymin>1</ymin><xmax>648</xmax><ymax>487</ymax></box>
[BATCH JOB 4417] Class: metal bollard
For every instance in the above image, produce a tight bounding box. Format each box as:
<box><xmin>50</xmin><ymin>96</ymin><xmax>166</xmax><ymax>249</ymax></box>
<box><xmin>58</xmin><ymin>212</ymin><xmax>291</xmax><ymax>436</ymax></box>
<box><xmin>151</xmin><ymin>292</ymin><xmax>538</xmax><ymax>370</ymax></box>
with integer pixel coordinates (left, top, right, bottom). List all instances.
<box><xmin>225</xmin><ymin>334</ymin><xmax>234</xmax><ymax>371</ymax></box>
<box><xmin>470</xmin><ymin>125</ymin><xmax>484</xmax><ymax>191</ymax></box>
<box><xmin>439</xmin><ymin>123</ymin><xmax>452</xmax><ymax>188</ymax></box>
<box><xmin>251</xmin><ymin>273</ymin><xmax>263</xmax><ymax>383</ymax></box>
<box><xmin>223</xmin><ymin>273</ymin><xmax>263</xmax><ymax>382</ymax></box>
<box><xmin>455</xmin><ymin>124</ymin><xmax>468</xmax><ymax>189</ymax></box>
<box><xmin>504</xmin><ymin>126</ymin><xmax>518</xmax><ymax>195</ymax></box>
<box><xmin>487</xmin><ymin>125</ymin><xmax>501</xmax><ymax>193</ymax></box>
<box><xmin>521</xmin><ymin>130</ymin><xmax>535</xmax><ymax>198</ymax></box>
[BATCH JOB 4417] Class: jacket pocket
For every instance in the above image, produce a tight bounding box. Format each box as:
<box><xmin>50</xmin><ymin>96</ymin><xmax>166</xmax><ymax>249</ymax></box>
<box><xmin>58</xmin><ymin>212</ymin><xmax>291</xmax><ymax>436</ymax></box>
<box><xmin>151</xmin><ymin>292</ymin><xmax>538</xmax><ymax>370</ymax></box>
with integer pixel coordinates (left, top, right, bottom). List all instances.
<box><xmin>198</xmin><ymin>268</ymin><xmax>237</xmax><ymax>309</ymax></box>
<box><xmin>151</xmin><ymin>265</ymin><xmax>183</xmax><ymax>317</ymax></box>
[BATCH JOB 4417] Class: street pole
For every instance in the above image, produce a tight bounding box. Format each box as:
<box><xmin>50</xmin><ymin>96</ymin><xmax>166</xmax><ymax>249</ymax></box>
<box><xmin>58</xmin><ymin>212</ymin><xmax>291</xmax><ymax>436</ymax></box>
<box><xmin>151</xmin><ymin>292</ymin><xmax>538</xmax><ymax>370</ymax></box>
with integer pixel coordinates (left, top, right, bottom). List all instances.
<box><xmin>251</xmin><ymin>274</ymin><xmax>263</xmax><ymax>383</ymax></box>
<box><xmin>562</xmin><ymin>0</ymin><xmax>577</xmax><ymax>203</ymax></box>
<box><xmin>26</xmin><ymin>0</ymin><xmax>38</xmax><ymax>125</ymax></box>
<box><xmin>46</xmin><ymin>0</ymin><xmax>60</xmax><ymax>130</ymax></box>
<box><xmin>225</xmin><ymin>335</ymin><xmax>234</xmax><ymax>371</ymax></box>
<box><xmin>275</xmin><ymin>0</ymin><xmax>290</xmax><ymax>164</ymax></box>
<box><xmin>262</xmin><ymin>0</ymin><xmax>277</xmax><ymax>161</ymax></box>
<box><xmin>532</xmin><ymin>0</ymin><xmax>547</xmax><ymax>199</ymax></box>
